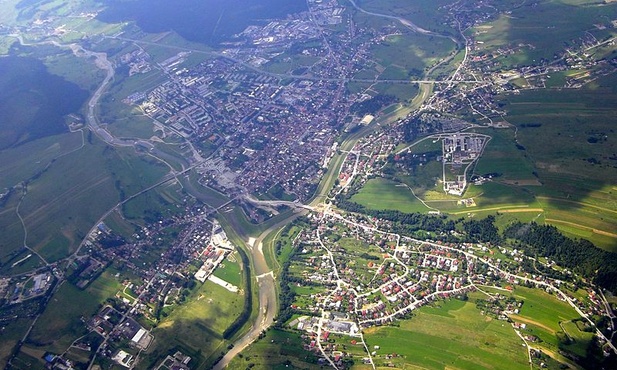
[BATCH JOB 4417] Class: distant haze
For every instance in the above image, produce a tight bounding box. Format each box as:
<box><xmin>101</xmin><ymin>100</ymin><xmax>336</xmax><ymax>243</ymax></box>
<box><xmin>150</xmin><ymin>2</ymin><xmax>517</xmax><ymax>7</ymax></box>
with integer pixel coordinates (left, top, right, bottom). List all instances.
<box><xmin>97</xmin><ymin>0</ymin><xmax>308</xmax><ymax>45</ymax></box>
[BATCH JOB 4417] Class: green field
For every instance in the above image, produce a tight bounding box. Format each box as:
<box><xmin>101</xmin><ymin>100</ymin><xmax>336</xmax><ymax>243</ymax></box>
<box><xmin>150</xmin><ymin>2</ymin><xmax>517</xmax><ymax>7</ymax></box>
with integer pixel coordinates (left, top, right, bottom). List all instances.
<box><xmin>496</xmin><ymin>286</ymin><xmax>592</xmax><ymax>367</ymax></box>
<box><xmin>26</xmin><ymin>283</ymin><xmax>102</xmax><ymax>354</ymax></box>
<box><xmin>351</xmin><ymin>178</ymin><xmax>431</xmax><ymax>213</ymax></box>
<box><xmin>368</xmin><ymin>33</ymin><xmax>456</xmax><ymax>80</ymax></box>
<box><xmin>472</xmin><ymin>0</ymin><xmax>617</xmax><ymax>69</ymax></box>
<box><xmin>138</xmin><ymin>280</ymin><xmax>244</xmax><ymax>369</ymax></box>
<box><xmin>16</xmin><ymin>137</ymin><xmax>168</xmax><ymax>262</ymax></box>
<box><xmin>0</xmin><ymin>116</ymin><xmax>175</xmax><ymax>264</ymax></box>
<box><xmin>43</xmin><ymin>48</ymin><xmax>106</xmax><ymax>93</ymax></box>
<box><xmin>471</xmin><ymin>128</ymin><xmax>535</xmax><ymax>182</ymax></box>
<box><xmin>212</xmin><ymin>253</ymin><xmax>243</xmax><ymax>287</ymax></box>
<box><xmin>510</xmin><ymin>287</ymin><xmax>579</xmax><ymax>336</ymax></box>
<box><xmin>357</xmin><ymin>0</ymin><xmax>459</xmax><ymax>34</ymax></box>
<box><xmin>86</xmin><ymin>267</ymin><xmax>124</xmax><ymax>302</ymax></box>
<box><xmin>364</xmin><ymin>298</ymin><xmax>529</xmax><ymax>369</ymax></box>
<box><xmin>0</xmin><ymin>318</ymin><xmax>32</xmax><ymax>368</ymax></box>
<box><xmin>357</xmin><ymin>75</ymin><xmax>617</xmax><ymax>250</ymax></box>
<box><xmin>493</xmin><ymin>76</ymin><xmax>617</xmax><ymax>250</ymax></box>
<box><xmin>227</xmin><ymin>329</ymin><xmax>321</xmax><ymax>370</ymax></box>
<box><xmin>0</xmin><ymin>122</ymin><xmax>85</xmax><ymax>191</ymax></box>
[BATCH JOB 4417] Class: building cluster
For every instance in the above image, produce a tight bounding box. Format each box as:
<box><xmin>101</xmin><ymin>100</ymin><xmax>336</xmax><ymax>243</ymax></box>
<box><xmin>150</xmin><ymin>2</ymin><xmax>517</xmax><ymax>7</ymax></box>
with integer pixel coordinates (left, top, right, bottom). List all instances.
<box><xmin>441</xmin><ymin>133</ymin><xmax>489</xmax><ymax>195</ymax></box>
<box><xmin>279</xmin><ymin>209</ymin><xmax>614</xmax><ymax>366</ymax></box>
<box><xmin>114</xmin><ymin>0</ymin><xmax>425</xmax><ymax>202</ymax></box>
<box><xmin>129</xmin><ymin>54</ymin><xmax>345</xmax><ymax>200</ymax></box>
<box><xmin>19</xmin><ymin>208</ymin><xmax>239</xmax><ymax>368</ymax></box>
<box><xmin>402</xmin><ymin>0</ymin><xmax>617</xmax><ymax>129</ymax></box>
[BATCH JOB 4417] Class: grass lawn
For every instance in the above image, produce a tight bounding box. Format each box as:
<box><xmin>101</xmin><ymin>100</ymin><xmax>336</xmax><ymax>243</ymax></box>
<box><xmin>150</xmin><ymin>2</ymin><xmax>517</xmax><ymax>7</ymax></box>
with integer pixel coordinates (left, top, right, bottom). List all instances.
<box><xmin>86</xmin><ymin>267</ymin><xmax>124</xmax><ymax>303</ymax></box>
<box><xmin>212</xmin><ymin>253</ymin><xmax>243</xmax><ymax>287</ymax></box>
<box><xmin>364</xmin><ymin>298</ymin><xmax>529</xmax><ymax>369</ymax></box>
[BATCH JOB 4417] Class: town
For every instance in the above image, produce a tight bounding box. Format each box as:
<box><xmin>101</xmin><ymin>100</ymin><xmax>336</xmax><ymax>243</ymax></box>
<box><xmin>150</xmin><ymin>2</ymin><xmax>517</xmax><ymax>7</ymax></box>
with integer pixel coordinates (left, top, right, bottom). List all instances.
<box><xmin>1</xmin><ymin>0</ymin><xmax>617</xmax><ymax>369</ymax></box>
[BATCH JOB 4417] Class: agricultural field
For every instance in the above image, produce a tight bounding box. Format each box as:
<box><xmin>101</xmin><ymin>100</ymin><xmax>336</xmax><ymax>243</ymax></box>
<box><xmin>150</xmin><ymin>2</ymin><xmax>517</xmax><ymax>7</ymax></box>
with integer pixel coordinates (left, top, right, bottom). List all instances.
<box><xmin>0</xmin><ymin>318</ymin><xmax>32</xmax><ymax>368</ymax></box>
<box><xmin>356</xmin><ymin>0</ymin><xmax>459</xmax><ymax>34</ymax></box>
<box><xmin>16</xmin><ymin>137</ymin><xmax>168</xmax><ymax>262</ymax></box>
<box><xmin>0</xmin><ymin>132</ymin><xmax>160</xmax><ymax>264</ymax></box>
<box><xmin>364</xmin><ymin>298</ymin><xmax>529</xmax><ymax>370</ymax></box>
<box><xmin>486</xmin><ymin>286</ymin><xmax>594</xmax><ymax>368</ymax></box>
<box><xmin>351</xmin><ymin>76</ymin><xmax>617</xmax><ymax>250</ymax></box>
<box><xmin>25</xmin><ymin>283</ymin><xmax>102</xmax><ymax>355</ymax></box>
<box><xmin>366</xmin><ymin>32</ymin><xmax>456</xmax><ymax>81</ymax></box>
<box><xmin>471</xmin><ymin>0</ymin><xmax>617</xmax><ymax>69</ymax></box>
<box><xmin>351</xmin><ymin>178</ymin><xmax>430</xmax><ymax>213</ymax></box>
<box><xmin>490</xmin><ymin>76</ymin><xmax>617</xmax><ymax>250</ymax></box>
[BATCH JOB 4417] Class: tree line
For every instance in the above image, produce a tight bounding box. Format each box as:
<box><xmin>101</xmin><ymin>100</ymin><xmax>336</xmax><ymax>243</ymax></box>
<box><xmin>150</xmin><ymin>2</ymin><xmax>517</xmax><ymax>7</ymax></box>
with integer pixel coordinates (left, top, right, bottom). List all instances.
<box><xmin>336</xmin><ymin>196</ymin><xmax>617</xmax><ymax>293</ymax></box>
<box><xmin>505</xmin><ymin>222</ymin><xmax>617</xmax><ymax>293</ymax></box>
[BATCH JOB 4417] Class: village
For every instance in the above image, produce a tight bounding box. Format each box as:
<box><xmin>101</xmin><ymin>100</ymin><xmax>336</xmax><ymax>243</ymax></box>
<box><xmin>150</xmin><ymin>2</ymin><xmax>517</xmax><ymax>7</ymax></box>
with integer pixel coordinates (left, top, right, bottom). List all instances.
<box><xmin>279</xmin><ymin>209</ymin><xmax>615</xmax><ymax>368</ymax></box>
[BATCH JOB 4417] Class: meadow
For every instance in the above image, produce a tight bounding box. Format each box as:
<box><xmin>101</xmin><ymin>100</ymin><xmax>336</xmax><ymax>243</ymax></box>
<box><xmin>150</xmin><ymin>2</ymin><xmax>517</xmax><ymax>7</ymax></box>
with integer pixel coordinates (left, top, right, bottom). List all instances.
<box><xmin>17</xmin><ymin>137</ymin><xmax>168</xmax><ymax>262</ymax></box>
<box><xmin>26</xmin><ymin>282</ymin><xmax>102</xmax><ymax>355</ymax></box>
<box><xmin>138</xmin><ymin>280</ymin><xmax>244</xmax><ymax>370</ymax></box>
<box><xmin>96</xmin><ymin>0</ymin><xmax>307</xmax><ymax>46</ymax></box>
<box><xmin>493</xmin><ymin>76</ymin><xmax>617</xmax><ymax>250</ymax></box>
<box><xmin>0</xmin><ymin>318</ymin><xmax>32</xmax><ymax>368</ymax></box>
<box><xmin>226</xmin><ymin>329</ymin><xmax>321</xmax><ymax>370</ymax></box>
<box><xmin>472</xmin><ymin>0</ymin><xmax>617</xmax><ymax>69</ymax></box>
<box><xmin>357</xmin><ymin>0</ymin><xmax>459</xmax><ymax>35</ymax></box>
<box><xmin>351</xmin><ymin>178</ymin><xmax>430</xmax><ymax>213</ymax></box>
<box><xmin>364</xmin><ymin>298</ymin><xmax>529</xmax><ymax>369</ymax></box>
<box><xmin>0</xmin><ymin>55</ymin><xmax>89</xmax><ymax>150</ymax></box>
<box><xmin>368</xmin><ymin>33</ymin><xmax>456</xmax><ymax>80</ymax></box>
<box><xmin>491</xmin><ymin>286</ymin><xmax>592</xmax><ymax>367</ymax></box>
<box><xmin>352</xmin><ymin>80</ymin><xmax>617</xmax><ymax>250</ymax></box>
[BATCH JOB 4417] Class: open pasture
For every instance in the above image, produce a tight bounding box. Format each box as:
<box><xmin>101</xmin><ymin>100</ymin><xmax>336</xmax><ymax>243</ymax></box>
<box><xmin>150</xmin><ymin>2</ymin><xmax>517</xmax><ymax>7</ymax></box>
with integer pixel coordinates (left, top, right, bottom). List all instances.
<box><xmin>364</xmin><ymin>298</ymin><xmax>528</xmax><ymax>369</ymax></box>
<box><xmin>472</xmin><ymin>0</ymin><xmax>617</xmax><ymax>68</ymax></box>
<box><xmin>17</xmin><ymin>138</ymin><xmax>167</xmax><ymax>261</ymax></box>
<box><xmin>351</xmin><ymin>178</ymin><xmax>430</xmax><ymax>213</ymax></box>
